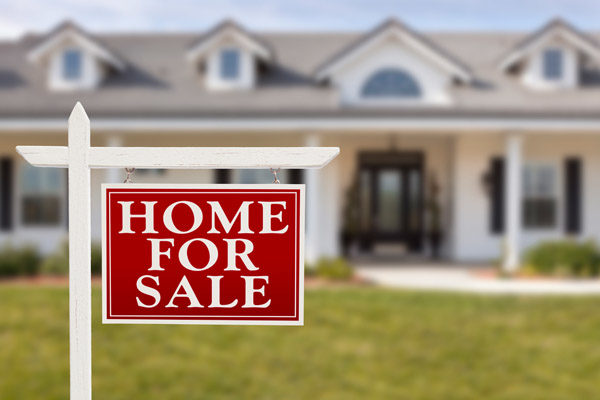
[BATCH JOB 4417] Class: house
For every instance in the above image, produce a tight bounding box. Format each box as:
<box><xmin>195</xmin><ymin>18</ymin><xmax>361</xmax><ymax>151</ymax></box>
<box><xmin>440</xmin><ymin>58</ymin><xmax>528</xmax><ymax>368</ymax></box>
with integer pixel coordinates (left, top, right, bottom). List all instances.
<box><xmin>1</xmin><ymin>17</ymin><xmax>600</xmax><ymax>271</ymax></box>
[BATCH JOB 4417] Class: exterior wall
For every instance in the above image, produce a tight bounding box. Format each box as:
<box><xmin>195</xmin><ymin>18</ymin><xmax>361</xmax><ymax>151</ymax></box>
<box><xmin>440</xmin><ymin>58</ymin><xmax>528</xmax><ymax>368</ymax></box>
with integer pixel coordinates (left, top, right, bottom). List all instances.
<box><xmin>521</xmin><ymin>37</ymin><xmax>579</xmax><ymax>90</ymax></box>
<box><xmin>331</xmin><ymin>36</ymin><xmax>452</xmax><ymax>105</ymax></box>
<box><xmin>452</xmin><ymin>134</ymin><xmax>600</xmax><ymax>262</ymax></box>
<box><xmin>4</xmin><ymin>129</ymin><xmax>600</xmax><ymax>264</ymax></box>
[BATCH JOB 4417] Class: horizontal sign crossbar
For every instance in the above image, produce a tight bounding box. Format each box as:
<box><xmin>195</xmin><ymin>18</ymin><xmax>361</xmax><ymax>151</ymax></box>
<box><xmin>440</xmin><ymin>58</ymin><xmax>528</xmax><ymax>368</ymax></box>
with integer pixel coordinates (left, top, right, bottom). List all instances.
<box><xmin>16</xmin><ymin>146</ymin><xmax>339</xmax><ymax>169</ymax></box>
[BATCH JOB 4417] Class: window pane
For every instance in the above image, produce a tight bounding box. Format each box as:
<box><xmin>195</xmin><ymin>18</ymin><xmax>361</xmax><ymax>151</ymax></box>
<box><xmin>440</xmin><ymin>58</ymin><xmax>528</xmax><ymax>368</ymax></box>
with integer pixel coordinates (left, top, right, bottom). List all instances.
<box><xmin>63</xmin><ymin>50</ymin><xmax>82</xmax><ymax>80</ymax></box>
<box><xmin>362</xmin><ymin>68</ymin><xmax>421</xmax><ymax>98</ymax></box>
<box><xmin>377</xmin><ymin>170</ymin><xmax>402</xmax><ymax>233</ymax></box>
<box><xmin>21</xmin><ymin>164</ymin><xmax>41</xmax><ymax>194</ymax></box>
<box><xmin>20</xmin><ymin>165</ymin><xmax>63</xmax><ymax>225</ymax></box>
<box><xmin>523</xmin><ymin>199</ymin><xmax>556</xmax><ymax>228</ymax></box>
<box><xmin>359</xmin><ymin>170</ymin><xmax>371</xmax><ymax>231</ymax></box>
<box><xmin>537</xmin><ymin>167</ymin><xmax>555</xmax><ymax>197</ymax></box>
<box><xmin>220</xmin><ymin>49</ymin><xmax>240</xmax><ymax>80</ymax></box>
<box><xmin>22</xmin><ymin>196</ymin><xmax>61</xmax><ymax>225</ymax></box>
<box><xmin>408</xmin><ymin>169</ymin><xmax>421</xmax><ymax>231</ymax></box>
<box><xmin>543</xmin><ymin>49</ymin><xmax>562</xmax><ymax>80</ymax></box>
<box><xmin>21</xmin><ymin>166</ymin><xmax>62</xmax><ymax>195</ymax></box>
<box><xmin>522</xmin><ymin>164</ymin><xmax>557</xmax><ymax>228</ymax></box>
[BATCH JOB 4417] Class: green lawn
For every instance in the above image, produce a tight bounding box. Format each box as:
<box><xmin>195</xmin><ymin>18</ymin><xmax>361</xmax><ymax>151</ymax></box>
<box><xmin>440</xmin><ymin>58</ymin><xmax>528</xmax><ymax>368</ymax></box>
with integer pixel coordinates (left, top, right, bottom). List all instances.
<box><xmin>1</xmin><ymin>286</ymin><xmax>600</xmax><ymax>399</ymax></box>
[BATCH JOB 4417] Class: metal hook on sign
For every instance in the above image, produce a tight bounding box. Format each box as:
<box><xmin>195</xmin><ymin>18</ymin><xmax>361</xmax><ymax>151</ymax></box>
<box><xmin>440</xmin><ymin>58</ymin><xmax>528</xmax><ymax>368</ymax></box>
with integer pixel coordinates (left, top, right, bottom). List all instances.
<box><xmin>270</xmin><ymin>168</ymin><xmax>280</xmax><ymax>184</ymax></box>
<box><xmin>123</xmin><ymin>168</ymin><xmax>135</xmax><ymax>183</ymax></box>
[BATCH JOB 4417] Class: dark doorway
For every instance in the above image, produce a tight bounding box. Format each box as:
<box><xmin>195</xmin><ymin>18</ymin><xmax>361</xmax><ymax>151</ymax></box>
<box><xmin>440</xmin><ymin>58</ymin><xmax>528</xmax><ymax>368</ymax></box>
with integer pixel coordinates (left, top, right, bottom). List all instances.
<box><xmin>357</xmin><ymin>151</ymin><xmax>424</xmax><ymax>252</ymax></box>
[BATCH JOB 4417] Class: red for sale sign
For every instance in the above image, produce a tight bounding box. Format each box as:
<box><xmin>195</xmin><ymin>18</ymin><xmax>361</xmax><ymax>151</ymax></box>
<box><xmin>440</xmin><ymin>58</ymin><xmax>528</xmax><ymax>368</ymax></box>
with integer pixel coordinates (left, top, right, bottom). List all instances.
<box><xmin>102</xmin><ymin>184</ymin><xmax>304</xmax><ymax>325</ymax></box>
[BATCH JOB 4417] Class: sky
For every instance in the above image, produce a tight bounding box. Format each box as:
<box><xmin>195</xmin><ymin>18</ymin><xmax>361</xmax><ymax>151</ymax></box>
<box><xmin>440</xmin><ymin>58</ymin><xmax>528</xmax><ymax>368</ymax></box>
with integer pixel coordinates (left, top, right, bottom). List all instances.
<box><xmin>0</xmin><ymin>0</ymin><xmax>599</xmax><ymax>38</ymax></box>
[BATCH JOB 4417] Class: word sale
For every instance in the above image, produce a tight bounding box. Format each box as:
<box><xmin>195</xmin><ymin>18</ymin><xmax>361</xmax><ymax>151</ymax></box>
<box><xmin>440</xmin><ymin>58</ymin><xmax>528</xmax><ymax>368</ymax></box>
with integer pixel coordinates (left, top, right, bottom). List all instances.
<box><xmin>117</xmin><ymin>200</ymin><xmax>288</xmax><ymax>309</ymax></box>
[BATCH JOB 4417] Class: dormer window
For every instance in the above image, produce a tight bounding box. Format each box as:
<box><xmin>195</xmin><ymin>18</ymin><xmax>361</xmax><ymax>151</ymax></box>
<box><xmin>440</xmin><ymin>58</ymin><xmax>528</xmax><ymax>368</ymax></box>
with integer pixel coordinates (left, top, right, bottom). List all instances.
<box><xmin>187</xmin><ymin>20</ymin><xmax>274</xmax><ymax>91</ymax></box>
<box><xmin>361</xmin><ymin>68</ymin><xmax>422</xmax><ymax>98</ymax></box>
<box><xmin>498</xmin><ymin>19</ymin><xmax>600</xmax><ymax>90</ymax></box>
<box><xmin>543</xmin><ymin>49</ymin><xmax>563</xmax><ymax>80</ymax></box>
<box><xmin>62</xmin><ymin>49</ymin><xmax>82</xmax><ymax>81</ymax></box>
<box><xmin>26</xmin><ymin>21</ymin><xmax>126</xmax><ymax>91</ymax></box>
<box><xmin>220</xmin><ymin>49</ymin><xmax>240</xmax><ymax>80</ymax></box>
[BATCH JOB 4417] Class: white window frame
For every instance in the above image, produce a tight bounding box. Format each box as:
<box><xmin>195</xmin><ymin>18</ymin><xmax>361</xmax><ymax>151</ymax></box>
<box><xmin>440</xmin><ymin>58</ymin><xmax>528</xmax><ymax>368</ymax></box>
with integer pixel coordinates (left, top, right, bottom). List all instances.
<box><xmin>17</xmin><ymin>160</ymin><xmax>67</xmax><ymax>229</ymax></box>
<box><xmin>360</xmin><ymin>68</ymin><xmax>422</xmax><ymax>99</ymax></box>
<box><xmin>522</xmin><ymin>161</ymin><xmax>560</xmax><ymax>231</ymax></box>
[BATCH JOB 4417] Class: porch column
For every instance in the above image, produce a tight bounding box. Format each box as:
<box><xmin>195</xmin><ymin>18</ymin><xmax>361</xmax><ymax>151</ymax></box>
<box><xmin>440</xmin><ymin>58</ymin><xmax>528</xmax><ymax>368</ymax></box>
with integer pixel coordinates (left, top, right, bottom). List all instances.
<box><xmin>305</xmin><ymin>133</ymin><xmax>320</xmax><ymax>265</ymax></box>
<box><xmin>503</xmin><ymin>134</ymin><xmax>522</xmax><ymax>272</ymax></box>
<box><xmin>106</xmin><ymin>136</ymin><xmax>123</xmax><ymax>183</ymax></box>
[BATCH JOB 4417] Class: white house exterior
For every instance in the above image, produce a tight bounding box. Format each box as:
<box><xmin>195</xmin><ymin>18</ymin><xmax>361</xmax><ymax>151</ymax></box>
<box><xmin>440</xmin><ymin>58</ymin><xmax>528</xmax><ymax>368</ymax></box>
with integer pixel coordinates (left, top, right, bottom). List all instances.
<box><xmin>2</xmin><ymin>18</ymin><xmax>600</xmax><ymax>270</ymax></box>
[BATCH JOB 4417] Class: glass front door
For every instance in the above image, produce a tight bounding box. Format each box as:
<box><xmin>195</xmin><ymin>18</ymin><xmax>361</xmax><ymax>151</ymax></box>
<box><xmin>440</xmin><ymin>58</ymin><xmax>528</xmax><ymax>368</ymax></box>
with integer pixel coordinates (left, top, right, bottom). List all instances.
<box><xmin>376</xmin><ymin>169</ymin><xmax>403</xmax><ymax>234</ymax></box>
<box><xmin>358</xmin><ymin>152</ymin><xmax>424</xmax><ymax>252</ymax></box>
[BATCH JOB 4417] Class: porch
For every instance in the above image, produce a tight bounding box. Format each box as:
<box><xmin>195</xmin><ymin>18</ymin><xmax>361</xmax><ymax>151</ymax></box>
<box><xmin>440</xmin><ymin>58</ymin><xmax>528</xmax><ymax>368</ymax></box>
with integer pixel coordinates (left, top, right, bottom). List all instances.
<box><xmin>0</xmin><ymin>128</ymin><xmax>599</xmax><ymax>270</ymax></box>
<box><xmin>319</xmin><ymin>131</ymin><xmax>600</xmax><ymax>270</ymax></box>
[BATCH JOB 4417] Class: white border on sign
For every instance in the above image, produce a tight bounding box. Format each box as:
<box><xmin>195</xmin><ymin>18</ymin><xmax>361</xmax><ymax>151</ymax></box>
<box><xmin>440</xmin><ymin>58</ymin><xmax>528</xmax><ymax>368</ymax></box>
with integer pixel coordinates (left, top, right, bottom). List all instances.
<box><xmin>101</xmin><ymin>183</ymin><xmax>305</xmax><ymax>326</ymax></box>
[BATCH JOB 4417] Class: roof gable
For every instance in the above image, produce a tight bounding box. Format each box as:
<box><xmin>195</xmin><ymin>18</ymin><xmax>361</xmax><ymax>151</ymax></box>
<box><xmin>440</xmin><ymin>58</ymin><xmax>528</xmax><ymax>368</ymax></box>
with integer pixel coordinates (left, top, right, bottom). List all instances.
<box><xmin>187</xmin><ymin>19</ymin><xmax>274</xmax><ymax>62</ymax></box>
<box><xmin>315</xmin><ymin>18</ymin><xmax>473</xmax><ymax>83</ymax></box>
<box><xmin>27</xmin><ymin>20</ymin><xmax>126</xmax><ymax>71</ymax></box>
<box><xmin>499</xmin><ymin>18</ymin><xmax>600</xmax><ymax>71</ymax></box>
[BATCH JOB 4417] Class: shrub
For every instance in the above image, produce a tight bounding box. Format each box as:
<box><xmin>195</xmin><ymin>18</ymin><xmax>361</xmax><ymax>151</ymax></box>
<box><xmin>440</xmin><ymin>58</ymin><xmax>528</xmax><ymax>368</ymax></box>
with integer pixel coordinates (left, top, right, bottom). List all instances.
<box><xmin>524</xmin><ymin>240</ymin><xmax>600</xmax><ymax>277</ymax></box>
<box><xmin>41</xmin><ymin>242</ymin><xmax>103</xmax><ymax>276</ymax></box>
<box><xmin>312</xmin><ymin>257</ymin><xmax>353</xmax><ymax>280</ymax></box>
<box><xmin>304</xmin><ymin>265</ymin><xmax>316</xmax><ymax>277</ymax></box>
<box><xmin>40</xmin><ymin>243</ymin><xmax>68</xmax><ymax>276</ymax></box>
<box><xmin>91</xmin><ymin>244</ymin><xmax>102</xmax><ymax>275</ymax></box>
<box><xmin>0</xmin><ymin>244</ymin><xmax>41</xmax><ymax>277</ymax></box>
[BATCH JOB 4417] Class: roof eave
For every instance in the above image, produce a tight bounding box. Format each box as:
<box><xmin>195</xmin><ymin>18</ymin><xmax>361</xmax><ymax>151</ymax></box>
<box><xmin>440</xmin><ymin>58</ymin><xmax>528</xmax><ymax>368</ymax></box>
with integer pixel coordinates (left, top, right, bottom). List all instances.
<box><xmin>314</xmin><ymin>23</ymin><xmax>473</xmax><ymax>84</ymax></box>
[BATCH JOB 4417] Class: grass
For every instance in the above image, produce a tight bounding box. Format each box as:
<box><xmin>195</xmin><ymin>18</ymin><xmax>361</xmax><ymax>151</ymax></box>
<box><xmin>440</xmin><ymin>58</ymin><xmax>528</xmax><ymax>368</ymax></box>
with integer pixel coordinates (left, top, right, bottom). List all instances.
<box><xmin>1</xmin><ymin>286</ymin><xmax>600</xmax><ymax>399</ymax></box>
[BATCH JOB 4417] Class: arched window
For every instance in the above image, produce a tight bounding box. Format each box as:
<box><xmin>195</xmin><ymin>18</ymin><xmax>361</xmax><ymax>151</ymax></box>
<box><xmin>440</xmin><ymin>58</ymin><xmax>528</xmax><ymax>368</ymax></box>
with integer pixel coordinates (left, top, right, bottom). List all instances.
<box><xmin>361</xmin><ymin>68</ymin><xmax>421</xmax><ymax>98</ymax></box>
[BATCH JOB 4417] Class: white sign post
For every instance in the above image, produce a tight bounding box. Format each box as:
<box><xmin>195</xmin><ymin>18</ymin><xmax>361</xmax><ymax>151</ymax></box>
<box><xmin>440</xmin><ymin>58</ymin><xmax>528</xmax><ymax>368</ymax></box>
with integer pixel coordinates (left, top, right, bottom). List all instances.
<box><xmin>16</xmin><ymin>103</ymin><xmax>339</xmax><ymax>400</ymax></box>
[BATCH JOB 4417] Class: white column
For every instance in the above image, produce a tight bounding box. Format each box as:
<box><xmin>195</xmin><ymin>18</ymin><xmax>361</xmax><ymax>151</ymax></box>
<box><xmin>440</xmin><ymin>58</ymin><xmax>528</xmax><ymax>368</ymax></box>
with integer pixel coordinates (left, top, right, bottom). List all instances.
<box><xmin>106</xmin><ymin>136</ymin><xmax>123</xmax><ymax>183</ymax></box>
<box><xmin>305</xmin><ymin>133</ymin><xmax>320</xmax><ymax>265</ymax></box>
<box><xmin>503</xmin><ymin>134</ymin><xmax>522</xmax><ymax>272</ymax></box>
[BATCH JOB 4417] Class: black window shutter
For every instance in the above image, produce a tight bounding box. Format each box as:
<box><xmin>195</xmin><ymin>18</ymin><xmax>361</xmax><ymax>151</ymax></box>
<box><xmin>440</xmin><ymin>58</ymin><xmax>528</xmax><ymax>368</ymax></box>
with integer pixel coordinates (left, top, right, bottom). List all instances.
<box><xmin>288</xmin><ymin>169</ymin><xmax>304</xmax><ymax>184</ymax></box>
<box><xmin>564</xmin><ymin>157</ymin><xmax>582</xmax><ymax>234</ymax></box>
<box><xmin>214</xmin><ymin>169</ymin><xmax>231</xmax><ymax>184</ymax></box>
<box><xmin>490</xmin><ymin>157</ymin><xmax>505</xmax><ymax>234</ymax></box>
<box><xmin>0</xmin><ymin>157</ymin><xmax>14</xmax><ymax>231</ymax></box>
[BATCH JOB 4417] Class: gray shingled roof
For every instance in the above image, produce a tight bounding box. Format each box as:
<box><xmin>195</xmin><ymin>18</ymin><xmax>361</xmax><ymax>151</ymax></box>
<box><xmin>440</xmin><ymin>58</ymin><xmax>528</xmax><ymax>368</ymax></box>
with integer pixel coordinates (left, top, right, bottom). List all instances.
<box><xmin>1</xmin><ymin>20</ymin><xmax>600</xmax><ymax>120</ymax></box>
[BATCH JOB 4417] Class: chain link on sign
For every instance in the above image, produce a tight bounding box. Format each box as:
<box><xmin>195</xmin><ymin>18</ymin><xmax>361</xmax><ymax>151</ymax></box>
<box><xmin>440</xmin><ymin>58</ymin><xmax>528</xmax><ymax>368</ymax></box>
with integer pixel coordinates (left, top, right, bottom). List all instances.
<box><xmin>123</xmin><ymin>168</ymin><xmax>135</xmax><ymax>183</ymax></box>
<box><xmin>270</xmin><ymin>168</ymin><xmax>280</xmax><ymax>184</ymax></box>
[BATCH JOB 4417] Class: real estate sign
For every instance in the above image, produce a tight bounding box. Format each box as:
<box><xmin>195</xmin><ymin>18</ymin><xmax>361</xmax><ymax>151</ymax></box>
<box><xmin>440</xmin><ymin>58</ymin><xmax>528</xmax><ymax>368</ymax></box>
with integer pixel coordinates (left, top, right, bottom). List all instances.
<box><xmin>102</xmin><ymin>184</ymin><xmax>304</xmax><ymax>325</ymax></box>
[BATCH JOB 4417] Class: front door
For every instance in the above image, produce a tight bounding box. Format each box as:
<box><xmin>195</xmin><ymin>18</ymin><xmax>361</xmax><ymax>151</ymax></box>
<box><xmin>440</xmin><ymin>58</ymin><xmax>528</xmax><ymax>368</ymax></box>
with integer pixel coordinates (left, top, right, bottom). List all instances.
<box><xmin>358</xmin><ymin>151</ymin><xmax>424</xmax><ymax>252</ymax></box>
